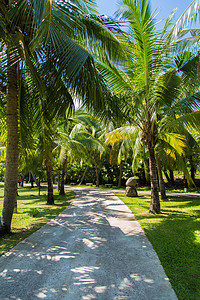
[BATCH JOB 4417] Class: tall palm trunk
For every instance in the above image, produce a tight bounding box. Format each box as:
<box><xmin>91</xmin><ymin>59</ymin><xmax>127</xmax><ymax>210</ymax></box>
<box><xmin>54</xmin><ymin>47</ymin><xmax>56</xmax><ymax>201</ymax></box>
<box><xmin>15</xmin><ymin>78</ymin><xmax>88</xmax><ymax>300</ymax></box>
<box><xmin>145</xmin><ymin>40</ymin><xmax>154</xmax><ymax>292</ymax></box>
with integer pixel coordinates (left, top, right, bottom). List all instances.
<box><xmin>59</xmin><ymin>157</ymin><xmax>67</xmax><ymax>195</ymax></box>
<box><xmin>156</xmin><ymin>156</ymin><xmax>167</xmax><ymax>199</ymax></box>
<box><xmin>30</xmin><ymin>172</ymin><xmax>34</xmax><ymax>188</ymax></box>
<box><xmin>94</xmin><ymin>163</ymin><xmax>100</xmax><ymax>187</ymax></box>
<box><xmin>21</xmin><ymin>175</ymin><xmax>24</xmax><ymax>187</ymax></box>
<box><xmin>93</xmin><ymin>151</ymin><xmax>100</xmax><ymax>187</ymax></box>
<box><xmin>191</xmin><ymin>166</ymin><xmax>196</xmax><ymax>182</ymax></box>
<box><xmin>148</xmin><ymin>147</ymin><xmax>160</xmax><ymax>214</ymax></box>
<box><xmin>0</xmin><ymin>60</ymin><xmax>18</xmax><ymax>235</ymax></box>
<box><xmin>183</xmin><ymin>174</ymin><xmax>188</xmax><ymax>188</ymax></box>
<box><xmin>169</xmin><ymin>169</ymin><xmax>175</xmax><ymax>185</ymax></box>
<box><xmin>118</xmin><ymin>160</ymin><xmax>123</xmax><ymax>188</ymax></box>
<box><xmin>57</xmin><ymin>171</ymin><xmax>61</xmax><ymax>192</ymax></box>
<box><xmin>46</xmin><ymin>161</ymin><xmax>54</xmax><ymax>204</ymax></box>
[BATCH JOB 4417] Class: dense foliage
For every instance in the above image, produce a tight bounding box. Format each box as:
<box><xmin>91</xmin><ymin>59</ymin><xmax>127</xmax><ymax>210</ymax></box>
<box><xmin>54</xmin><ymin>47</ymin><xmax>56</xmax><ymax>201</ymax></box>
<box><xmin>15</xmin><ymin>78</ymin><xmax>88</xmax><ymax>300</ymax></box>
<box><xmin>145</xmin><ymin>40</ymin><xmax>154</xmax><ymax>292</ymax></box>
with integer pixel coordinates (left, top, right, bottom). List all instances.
<box><xmin>0</xmin><ymin>0</ymin><xmax>200</xmax><ymax>231</ymax></box>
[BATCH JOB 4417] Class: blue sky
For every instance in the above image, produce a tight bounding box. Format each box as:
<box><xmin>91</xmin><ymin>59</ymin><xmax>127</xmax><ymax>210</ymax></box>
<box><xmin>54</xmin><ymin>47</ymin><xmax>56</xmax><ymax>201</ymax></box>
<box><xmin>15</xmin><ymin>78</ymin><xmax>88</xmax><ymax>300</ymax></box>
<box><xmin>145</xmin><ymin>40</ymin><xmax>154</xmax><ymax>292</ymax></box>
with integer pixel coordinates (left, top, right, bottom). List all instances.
<box><xmin>96</xmin><ymin>0</ymin><xmax>193</xmax><ymax>29</ymax></box>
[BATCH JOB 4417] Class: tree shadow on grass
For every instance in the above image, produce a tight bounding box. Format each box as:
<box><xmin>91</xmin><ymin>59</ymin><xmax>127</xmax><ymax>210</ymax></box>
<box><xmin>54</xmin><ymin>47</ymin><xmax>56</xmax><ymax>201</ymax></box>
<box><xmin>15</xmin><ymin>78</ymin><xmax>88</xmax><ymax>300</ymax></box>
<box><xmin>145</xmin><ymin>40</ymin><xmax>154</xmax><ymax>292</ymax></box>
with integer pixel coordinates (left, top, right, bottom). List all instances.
<box><xmin>0</xmin><ymin>189</ymin><xmax>177</xmax><ymax>300</ymax></box>
<box><xmin>118</xmin><ymin>193</ymin><xmax>200</xmax><ymax>299</ymax></box>
<box><xmin>17</xmin><ymin>191</ymin><xmax>74</xmax><ymax>205</ymax></box>
<box><xmin>136</xmin><ymin>203</ymin><xmax>200</xmax><ymax>299</ymax></box>
<box><xmin>0</xmin><ymin>193</ymin><xmax>74</xmax><ymax>256</ymax></box>
<box><xmin>166</xmin><ymin>197</ymin><xmax>200</xmax><ymax>209</ymax></box>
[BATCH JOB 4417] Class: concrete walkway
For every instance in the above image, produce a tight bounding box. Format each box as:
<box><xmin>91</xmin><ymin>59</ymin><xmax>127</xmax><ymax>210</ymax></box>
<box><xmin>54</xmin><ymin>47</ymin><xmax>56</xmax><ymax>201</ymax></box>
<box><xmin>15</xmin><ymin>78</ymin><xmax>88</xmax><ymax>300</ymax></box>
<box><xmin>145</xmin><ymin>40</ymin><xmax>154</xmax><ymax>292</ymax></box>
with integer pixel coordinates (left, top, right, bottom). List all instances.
<box><xmin>98</xmin><ymin>187</ymin><xmax>200</xmax><ymax>198</ymax></box>
<box><xmin>0</xmin><ymin>188</ymin><xmax>177</xmax><ymax>300</ymax></box>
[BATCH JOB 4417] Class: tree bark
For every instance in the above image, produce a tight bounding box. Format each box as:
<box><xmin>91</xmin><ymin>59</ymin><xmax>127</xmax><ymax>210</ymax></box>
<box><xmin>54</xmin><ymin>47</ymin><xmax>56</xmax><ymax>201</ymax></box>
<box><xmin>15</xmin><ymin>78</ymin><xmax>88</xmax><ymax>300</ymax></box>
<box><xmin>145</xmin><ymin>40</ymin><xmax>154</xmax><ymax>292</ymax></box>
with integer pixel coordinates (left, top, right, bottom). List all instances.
<box><xmin>95</xmin><ymin>164</ymin><xmax>100</xmax><ymax>187</ymax></box>
<box><xmin>46</xmin><ymin>162</ymin><xmax>54</xmax><ymax>204</ymax></box>
<box><xmin>191</xmin><ymin>166</ymin><xmax>196</xmax><ymax>182</ymax></box>
<box><xmin>21</xmin><ymin>175</ymin><xmax>24</xmax><ymax>187</ymax></box>
<box><xmin>14</xmin><ymin>194</ymin><xmax>18</xmax><ymax>213</ymax></box>
<box><xmin>118</xmin><ymin>160</ymin><xmax>123</xmax><ymax>188</ymax></box>
<box><xmin>79</xmin><ymin>165</ymin><xmax>89</xmax><ymax>185</ymax></box>
<box><xmin>148</xmin><ymin>147</ymin><xmax>160</xmax><ymax>214</ymax></box>
<box><xmin>30</xmin><ymin>172</ymin><xmax>34</xmax><ymax>188</ymax></box>
<box><xmin>30</xmin><ymin>170</ymin><xmax>40</xmax><ymax>187</ymax></box>
<box><xmin>57</xmin><ymin>171</ymin><xmax>61</xmax><ymax>192</ymax></box>
<box><xmin>0</xmin><ymin>60</ymin><xmax>18</xmax><ymax>236</ymax></box>
<box><xmin>163</xmin><ymin>167</ymin><xmax>171</xmax><ymax>183</ymax></box>
<box><xmin>38</xmin><ymin>178</ymin><xmax>41</xmax><ymax>196</ymax></box>
<box><xmin>169</xmin><ymin>170</ymin><xmax>174</xmax><ymax>184</ymax></box>
<box><xmin>59</xmin><ymin>157</ymin><xmax>67</xmax><ymax>195</ymax></box>
<box><xmin>183</xmin><ymin>174</ymin><xmax>188</xmax><ymax>188</ymax></box>
<box><xmin>93</xmin><ymin>152</ymin><xmax>100</xmax><ymax>187</ymax></box>
<box><xmin>156</xmin><ymin>157</ymin><xmax>167</xmax><ymax>199</ymax></box>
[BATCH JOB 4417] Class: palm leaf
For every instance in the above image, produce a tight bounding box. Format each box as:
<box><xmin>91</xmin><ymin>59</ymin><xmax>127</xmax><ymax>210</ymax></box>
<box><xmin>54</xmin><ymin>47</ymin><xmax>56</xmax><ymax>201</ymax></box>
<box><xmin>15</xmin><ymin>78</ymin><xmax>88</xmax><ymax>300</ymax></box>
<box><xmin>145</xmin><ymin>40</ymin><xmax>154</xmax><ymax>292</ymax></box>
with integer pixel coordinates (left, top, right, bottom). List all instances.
<box><xmin>170</xmin><ymin>0</ymin><xmax>200</xmax><ymax>41</ymax></box>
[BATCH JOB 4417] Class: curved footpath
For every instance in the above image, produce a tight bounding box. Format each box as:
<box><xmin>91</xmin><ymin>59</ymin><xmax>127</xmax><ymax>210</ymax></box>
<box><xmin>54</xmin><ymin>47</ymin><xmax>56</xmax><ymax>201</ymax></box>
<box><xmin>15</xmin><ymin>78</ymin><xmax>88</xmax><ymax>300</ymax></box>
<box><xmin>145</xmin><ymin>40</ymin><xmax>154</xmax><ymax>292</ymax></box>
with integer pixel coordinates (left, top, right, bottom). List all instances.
<box><xmin>0</xmin><ymin>187</ymin><xmax>177</xmax><ymax>299</ymax></box>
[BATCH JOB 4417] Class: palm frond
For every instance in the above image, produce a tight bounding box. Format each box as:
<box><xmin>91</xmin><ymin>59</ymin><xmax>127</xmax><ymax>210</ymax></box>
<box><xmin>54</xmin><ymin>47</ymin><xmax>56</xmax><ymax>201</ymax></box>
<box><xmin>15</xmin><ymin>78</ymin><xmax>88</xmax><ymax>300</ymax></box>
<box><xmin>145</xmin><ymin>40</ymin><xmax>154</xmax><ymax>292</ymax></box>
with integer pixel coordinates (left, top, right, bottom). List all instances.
<box><xmin>170</xmin><ymin>0</ymin><xmax>200</xmax><ymax>41</ymax></box>
<box><xmin>177</xmin><ymin>110</ymin><xmax>200</xmax><ymax>131</ymax></box>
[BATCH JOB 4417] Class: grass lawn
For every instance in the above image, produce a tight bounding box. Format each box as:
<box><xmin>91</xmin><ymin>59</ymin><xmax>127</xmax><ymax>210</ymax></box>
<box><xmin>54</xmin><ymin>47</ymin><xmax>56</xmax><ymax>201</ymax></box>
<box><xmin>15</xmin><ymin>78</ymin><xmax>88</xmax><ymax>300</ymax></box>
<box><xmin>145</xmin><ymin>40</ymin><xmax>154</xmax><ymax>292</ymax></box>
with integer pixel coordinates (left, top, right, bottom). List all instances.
<box><xmin>69</xmin><ymin>184</ymin><xmax>126</xmax><ymax>190</ymax></box>
<box><xmin>117</xmin><ymin>193</ymin><xmax>200</xmax><ymax>300</ymax></box>
<box><xmin>0</xmin><ymin>185</ymin><xmax>74</xmax><ymax>256</ymax></box>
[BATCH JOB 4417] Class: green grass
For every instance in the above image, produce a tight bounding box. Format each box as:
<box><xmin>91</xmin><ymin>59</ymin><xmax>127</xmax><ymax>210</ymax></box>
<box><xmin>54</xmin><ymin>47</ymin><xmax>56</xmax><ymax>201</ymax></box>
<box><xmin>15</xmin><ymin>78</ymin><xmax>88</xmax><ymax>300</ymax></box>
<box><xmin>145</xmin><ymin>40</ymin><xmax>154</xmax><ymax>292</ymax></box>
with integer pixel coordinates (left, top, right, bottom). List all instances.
<box><xmin>165</xmin><ymin>187</ymin><xmax>200</xmax><ymax>194</ymax></box>
<box><xmin>0</xmin><ymin>186</ymin><xmax>74</xmax><ymax>256</ymax></box>
<box><xmin>117</xmin><ymin>193</ymin><xmax>200</xmax><ymax>300</ymax></box>
<box><xmin>67</xmin><ymin>183</ymin><xmax>126</xmax><ymax>190</ymax></box>
<box><xmin>1</xmin><ymin>183</ymin><xmax>200</xmax><ymax>299</ymax></box>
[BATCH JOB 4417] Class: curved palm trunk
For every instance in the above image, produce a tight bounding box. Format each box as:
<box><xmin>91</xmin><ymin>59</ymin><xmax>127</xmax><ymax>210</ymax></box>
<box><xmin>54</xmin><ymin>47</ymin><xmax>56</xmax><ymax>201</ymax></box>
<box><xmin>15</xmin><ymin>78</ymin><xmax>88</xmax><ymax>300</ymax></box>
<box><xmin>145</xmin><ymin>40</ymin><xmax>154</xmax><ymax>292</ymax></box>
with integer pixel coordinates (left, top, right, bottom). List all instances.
<box><xmin>118</xmin><ymin>160</ymin><xmax>123</xmax><ymax>188</ymax></box>
<box><xmin>46</xmin><ymin>161</ymin><xmax>54</xmax><ymax>205</ymax></box>
<box><xmin>59</xmin><ymin>157</ymin><xmax>67</xmax><ymax>195</ymax></box>
<box><xmin>79</xmin><ymin>165</ymin><xmax>89</xmax><ymax>185</ymax></box>
<box><xmin>156</xmin><ymin>157</ymin><xmax>167</xmax><ymax>199</ymax></box>
<box><xmin>163</xmin><ymin>167</ymin><xmax>171</xmax><ymax>183</ymax></box>
<box><xmin>0</xmin><ymin>61</ymin><xmax>18</xmax><ymax>235</ymax></box>
<box><xmin>148</xmin><ymin>147</ymin><xmax>160</xmax><ymax>214</ymax></box>
<box><xmin>30</xmin><ymin>170</ymin><xmax>40</xmax><ymax>187</ymax></box>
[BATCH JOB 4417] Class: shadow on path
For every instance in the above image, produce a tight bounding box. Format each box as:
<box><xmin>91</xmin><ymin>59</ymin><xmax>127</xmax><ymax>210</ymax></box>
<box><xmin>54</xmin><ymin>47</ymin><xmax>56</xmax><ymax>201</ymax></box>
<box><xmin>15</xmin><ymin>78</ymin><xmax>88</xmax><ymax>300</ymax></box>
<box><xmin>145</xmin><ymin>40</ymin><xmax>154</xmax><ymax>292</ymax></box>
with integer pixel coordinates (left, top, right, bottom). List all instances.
<box><xmin>0</xmin><ymin>188</ymin><xmax>177</xmax><ymax>299</ymax></box>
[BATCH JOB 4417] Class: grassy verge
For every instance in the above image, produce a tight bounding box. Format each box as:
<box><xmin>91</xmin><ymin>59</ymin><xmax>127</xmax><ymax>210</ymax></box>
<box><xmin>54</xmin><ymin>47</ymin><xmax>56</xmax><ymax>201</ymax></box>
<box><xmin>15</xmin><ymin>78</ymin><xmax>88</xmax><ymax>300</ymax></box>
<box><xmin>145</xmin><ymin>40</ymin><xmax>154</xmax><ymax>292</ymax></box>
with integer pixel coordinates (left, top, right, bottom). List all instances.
<box><xmin>117</xmin><ymin>193</ymin><xmax>200</xmax><ymax>300</ymax></box>
<box><xmin>0</xmin><ymin>186</ymin><xmax>74</xmax><ymax>256</ymax></box>
<box><xmin>68</xmin><ymin>184</ymin><xmax>126</xmax><ymax>190</ymax></box>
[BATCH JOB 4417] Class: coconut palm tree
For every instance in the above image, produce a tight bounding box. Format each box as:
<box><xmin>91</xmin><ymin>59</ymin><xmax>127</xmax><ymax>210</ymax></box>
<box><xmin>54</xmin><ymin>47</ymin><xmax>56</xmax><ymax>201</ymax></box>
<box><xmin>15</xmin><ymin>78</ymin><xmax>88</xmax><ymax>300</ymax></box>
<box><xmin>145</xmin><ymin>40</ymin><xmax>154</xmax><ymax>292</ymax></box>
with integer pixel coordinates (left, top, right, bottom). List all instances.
<box><xmin>98</xmin><ymin>0</ymin><xmax>200</xmax><ymax>212</ymax></box>
<box><xmin>69</xmin><ymin>112</ymin><xmax>106</xmax><ymax>186</ymax></box>
<box><xmin>55</xmin><ymin>117</ymin><xmax>87</xmax><ymax>195</ymax></box>
<box><xmin>105</xmin><ymin>124</ymin><xmax>133</xmax><ymax>188</ymax></box>
<box><xmin>0</xmin><ymin>0</ymin><xmax>124</xmax><ymax>235</ymax></box>
<box><xmin>97</xmin><ymin>0</ymin><xmax>172</xmax><ymax>212</ymax></box>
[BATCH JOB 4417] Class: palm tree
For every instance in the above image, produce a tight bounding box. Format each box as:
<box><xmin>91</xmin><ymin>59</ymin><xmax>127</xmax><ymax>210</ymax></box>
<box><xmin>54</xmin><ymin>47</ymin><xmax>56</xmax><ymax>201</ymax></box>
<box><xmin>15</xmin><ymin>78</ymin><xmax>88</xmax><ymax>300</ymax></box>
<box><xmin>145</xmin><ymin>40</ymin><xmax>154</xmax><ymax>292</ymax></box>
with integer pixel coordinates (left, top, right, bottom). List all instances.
<box><xmin>184</xmin><ymin>130</ymin><xmax>200</xmax><ymax>182</ymax></box>
<box><xmin>105</xmin><ymin>125</ymin><xmax>133</xmax><ymax>188</ymax></box>
<box><xmin>97</xmin><ymin>0</ymin><xmax>172</xmax><ymax>212</ymax></box>
<box><xmin>0</xmin><ymin>0</ymin><xmax>124</xmax><ymax>235</ymax></box>
<box><xmin>98</xmin><ymin>0</ymin><xmax>200</xmax><ymax>212</ymax></box>
<box><xmin>69</xmin><ymin>112</ymin><xmax>106</xmax><ymax>186</ymax></box>
<box><xmin>55</xmin><ymin>117</ymin><xmax>87</xmax><ymax>195</ymax></box>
